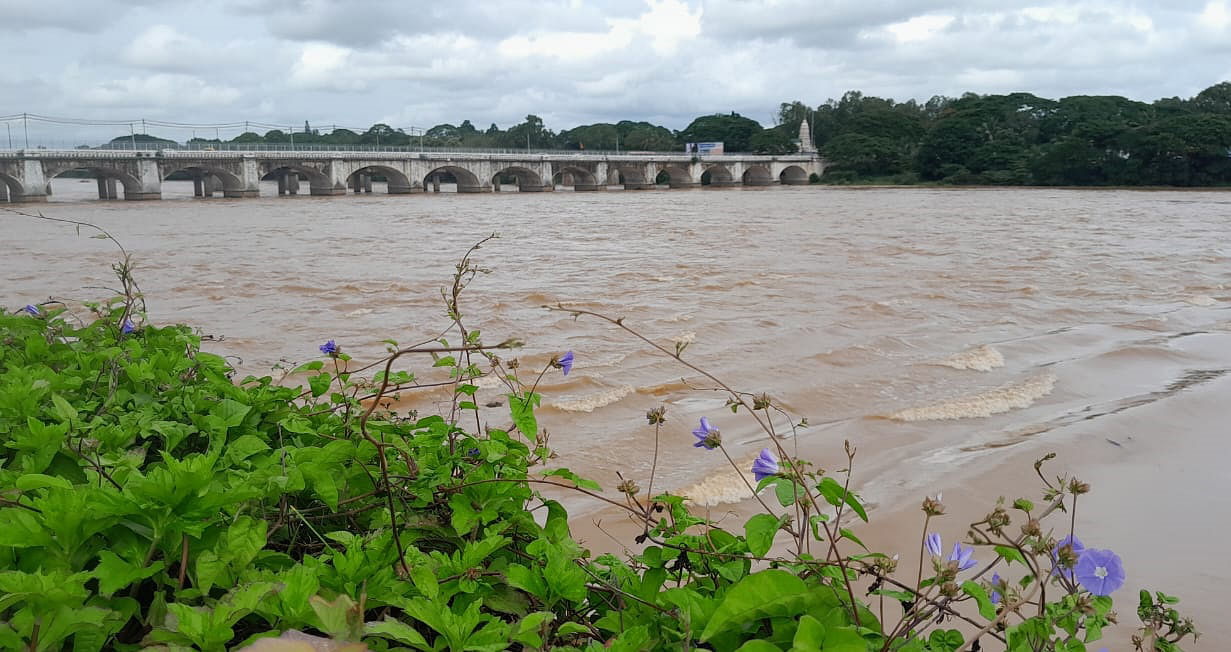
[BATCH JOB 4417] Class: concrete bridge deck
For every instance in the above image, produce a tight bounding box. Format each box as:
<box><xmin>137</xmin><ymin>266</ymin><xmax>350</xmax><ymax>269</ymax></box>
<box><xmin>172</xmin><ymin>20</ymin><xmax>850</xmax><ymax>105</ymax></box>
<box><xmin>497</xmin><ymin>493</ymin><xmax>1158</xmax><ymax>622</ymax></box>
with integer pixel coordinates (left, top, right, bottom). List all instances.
<box><xmin>0</xmin><ymin>149</ymin><xmax>824</xmax><ymax>202</ymax></box>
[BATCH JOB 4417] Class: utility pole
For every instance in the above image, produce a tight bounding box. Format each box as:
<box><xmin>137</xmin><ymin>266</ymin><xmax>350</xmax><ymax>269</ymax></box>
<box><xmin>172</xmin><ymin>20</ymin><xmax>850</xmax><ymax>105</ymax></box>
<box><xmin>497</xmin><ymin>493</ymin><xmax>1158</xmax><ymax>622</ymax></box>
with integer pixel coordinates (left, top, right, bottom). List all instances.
<box><xmin>129</xmin><ymin>123</ymin><xmax>136</xmax><ymax>150</ymax></box>
<box><xmin>5</xmin><ymin>122</ymin><xmax>11</xmax><ymax>149</ymax></box>
<box><xmin>23</xmin><ymin>113</ymin><xmax>29</xmax><ymax>149</ymax></box>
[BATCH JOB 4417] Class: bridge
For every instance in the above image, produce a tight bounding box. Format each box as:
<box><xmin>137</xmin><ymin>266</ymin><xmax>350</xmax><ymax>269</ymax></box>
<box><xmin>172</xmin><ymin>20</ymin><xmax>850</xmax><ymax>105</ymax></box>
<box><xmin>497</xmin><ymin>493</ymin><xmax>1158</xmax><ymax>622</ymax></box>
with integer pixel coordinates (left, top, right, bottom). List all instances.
<box><xmin>0</xmin><ymin>149</ymin><xmax>824</xmax><ymax>202</ymax></box>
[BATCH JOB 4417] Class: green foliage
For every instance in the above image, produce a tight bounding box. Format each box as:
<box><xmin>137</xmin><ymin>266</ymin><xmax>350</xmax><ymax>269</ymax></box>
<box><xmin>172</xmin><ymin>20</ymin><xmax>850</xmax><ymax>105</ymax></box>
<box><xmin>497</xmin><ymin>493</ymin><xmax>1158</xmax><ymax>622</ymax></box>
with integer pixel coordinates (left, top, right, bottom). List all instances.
<box><xmin>678</xmin><ymin>112</ymin><xmax>766</xmax><ymax>153</ymax></box>
<box><xmin>0</xmin><ymin>262</ymin><xmax>1200</xmax><ymax>650</ymax></box>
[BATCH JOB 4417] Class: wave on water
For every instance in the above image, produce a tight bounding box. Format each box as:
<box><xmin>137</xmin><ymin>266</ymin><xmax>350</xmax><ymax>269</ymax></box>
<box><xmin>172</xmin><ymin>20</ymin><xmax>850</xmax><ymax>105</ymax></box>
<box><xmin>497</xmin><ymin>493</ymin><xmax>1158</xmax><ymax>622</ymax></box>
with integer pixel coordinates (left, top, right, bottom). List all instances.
<box><xmin>676</xmin><ymin>456</ymin><xmax>760</xmax><ymax>507</ymax></box>
<box><xmin>886</xmin><ymin>373</ymin><xmax>1056</xmax><ymax>421</ymax></box>
<box><xmin>1183</xmin><ymin>295</ymin><xmax>1218</xmax><ymax>307</ymax></box>
<box><xmin>937</xmin><ymin>344</ymin><xmax>1005</xmax><ymax>371</ymax></box>
<box><xmin>345</xmin><ymin>308</ymin><xmax>374</xmax><ymax>317</ymax></box>
<box><xmin>547</xmin><ymin>385</ymin><xmax>636</xmax><ymax>412</ymax></box>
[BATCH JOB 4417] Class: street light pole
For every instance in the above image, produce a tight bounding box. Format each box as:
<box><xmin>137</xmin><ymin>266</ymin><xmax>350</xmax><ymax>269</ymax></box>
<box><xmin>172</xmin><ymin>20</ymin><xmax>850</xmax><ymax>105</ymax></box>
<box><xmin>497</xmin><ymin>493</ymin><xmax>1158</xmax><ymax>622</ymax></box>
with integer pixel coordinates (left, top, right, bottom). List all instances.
<box><xmin>129</xmin><ymin>123</ymin><xmax>136</xmax><ymax>150</ymax></box>
<box><xmin>23</xmin><ymin>113</ymin><xmax>29</xmax><ymax>149</ymax></box>
<box><xmin>5</xmin><ymin>122</ymin><xmax>11</xmax><ymax>149</ymax></box>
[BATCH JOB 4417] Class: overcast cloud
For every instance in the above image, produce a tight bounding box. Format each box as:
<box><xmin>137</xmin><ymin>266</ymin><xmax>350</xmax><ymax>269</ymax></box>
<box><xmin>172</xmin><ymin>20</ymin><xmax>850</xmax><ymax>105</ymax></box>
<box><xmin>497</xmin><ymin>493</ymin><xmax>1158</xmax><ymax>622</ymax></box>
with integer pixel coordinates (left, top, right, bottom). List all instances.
<box><xmin>1</xmin><ymin>0</ymin><xmax>1228</xmax><ymax>144</ymax></box>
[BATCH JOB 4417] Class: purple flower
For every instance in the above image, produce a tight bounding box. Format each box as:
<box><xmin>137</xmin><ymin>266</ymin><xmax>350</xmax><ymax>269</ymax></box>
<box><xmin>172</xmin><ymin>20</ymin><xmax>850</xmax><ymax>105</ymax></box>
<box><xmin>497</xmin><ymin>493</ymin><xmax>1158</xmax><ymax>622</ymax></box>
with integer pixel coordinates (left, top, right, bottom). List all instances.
<box><xmin>692</xmin><ymin>417</ymin><xmax>721</xmax><ymax>449</ymax></box>
<box><xmin>558</xmin><ymin>350</ymin><xmax>574</xmax><ymax>376</ymax></box>
<box><xmin>925</xmin><ymin>533</ymin><xmax>943</xmax><ymax>558</ymax></box>
<box><xmin>466</xmin><ymin>447</ymin><xmax>481</xmax><ymax>458</ymax></box>
<box><xmin>989</xmin><ymin>572</ymin><xmax>1002</xmax><ymax>604</ymax></box>
<box><xmin>319</xmin><ymin>340</ymin><xmax>338</xmax><ymax>355</ymax></box>
<box><xmin>24</xmin><ymin>304</ymin><xmax>40</xmax><ymax>316</ymax></box>
<box><xmin>949</xmin><ymin>542</ymin><xmax>977</xmax><ymax>571</ymax></box>
<box><xmin>122</xmin><ymin>318</ymin><xmax>136</xmax><ymax>334</ymax></box>
<box><xmin>751</xmin><ymin>448</ymin><xmax>779</xmax><ymax>482</ymax></box>
<box><xmin>1074</xmin><ymin>548</ymin><xmax>1125</xmax><ymax>596</ymax></box>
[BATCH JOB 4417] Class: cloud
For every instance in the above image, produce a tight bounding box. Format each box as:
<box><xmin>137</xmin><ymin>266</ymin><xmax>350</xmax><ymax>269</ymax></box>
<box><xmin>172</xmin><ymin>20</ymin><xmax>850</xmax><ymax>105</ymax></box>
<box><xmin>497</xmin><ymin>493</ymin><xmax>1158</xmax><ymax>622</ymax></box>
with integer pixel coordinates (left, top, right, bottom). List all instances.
<box><xmin>2</xmin><ymin>0</ymin><xmax>1228</xmax><ymax>142</ymax></box>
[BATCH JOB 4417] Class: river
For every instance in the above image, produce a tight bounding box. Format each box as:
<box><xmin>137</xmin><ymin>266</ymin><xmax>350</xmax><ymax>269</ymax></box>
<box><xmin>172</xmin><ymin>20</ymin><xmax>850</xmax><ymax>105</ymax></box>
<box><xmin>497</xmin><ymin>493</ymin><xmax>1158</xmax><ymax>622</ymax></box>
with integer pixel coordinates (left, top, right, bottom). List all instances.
<box><xmin>6</xmin><ymin>179</ymin><xmax>1230</xmax><ymax>646</ymax></box>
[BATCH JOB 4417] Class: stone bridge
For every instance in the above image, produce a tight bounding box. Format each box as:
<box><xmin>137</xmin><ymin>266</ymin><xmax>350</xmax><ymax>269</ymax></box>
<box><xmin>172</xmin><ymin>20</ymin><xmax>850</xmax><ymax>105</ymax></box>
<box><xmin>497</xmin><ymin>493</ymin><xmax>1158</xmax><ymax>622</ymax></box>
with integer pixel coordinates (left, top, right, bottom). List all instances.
<box><xmin>0</xmin><ymin>150</ymin><xmax>823</xmax><ymax>202</ymax></box>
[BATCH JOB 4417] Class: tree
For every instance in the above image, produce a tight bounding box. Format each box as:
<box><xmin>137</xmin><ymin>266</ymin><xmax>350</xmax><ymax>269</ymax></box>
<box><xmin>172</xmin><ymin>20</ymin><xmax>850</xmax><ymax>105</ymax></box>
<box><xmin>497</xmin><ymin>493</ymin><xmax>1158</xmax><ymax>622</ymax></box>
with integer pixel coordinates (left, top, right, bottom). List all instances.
<box><xmin>748</xmin><ymin>126</ymin><xmax>797</xmax><ymax>155</ymax></box>
<box><xmin>622</xmin><ymin>125</ymin><xmax>677</xmax><ymax>151</ymax></box>
<box><xmin>677</xmin><ymin>113</ymin><xmax>764</xmax><ymax>152</ymax></box>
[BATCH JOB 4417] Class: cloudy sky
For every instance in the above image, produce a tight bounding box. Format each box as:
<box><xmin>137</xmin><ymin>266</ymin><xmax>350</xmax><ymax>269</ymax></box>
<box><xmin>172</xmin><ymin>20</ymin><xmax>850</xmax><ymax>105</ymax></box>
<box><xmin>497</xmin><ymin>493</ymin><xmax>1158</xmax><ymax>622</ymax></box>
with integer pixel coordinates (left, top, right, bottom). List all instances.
<box><xmin>1</xmin><ymin>0</ymin><xmax>1229</xmax><ymax>143</ymax></box>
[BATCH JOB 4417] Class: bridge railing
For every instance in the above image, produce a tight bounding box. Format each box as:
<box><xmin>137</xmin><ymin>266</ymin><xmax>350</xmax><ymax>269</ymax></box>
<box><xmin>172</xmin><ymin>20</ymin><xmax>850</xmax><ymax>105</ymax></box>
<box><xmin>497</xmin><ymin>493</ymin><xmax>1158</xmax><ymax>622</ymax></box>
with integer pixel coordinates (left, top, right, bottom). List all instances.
<box><xmin>79</xmin><ymin>142</ymin><xmax>674</xmax><ymax>156</ymax></box>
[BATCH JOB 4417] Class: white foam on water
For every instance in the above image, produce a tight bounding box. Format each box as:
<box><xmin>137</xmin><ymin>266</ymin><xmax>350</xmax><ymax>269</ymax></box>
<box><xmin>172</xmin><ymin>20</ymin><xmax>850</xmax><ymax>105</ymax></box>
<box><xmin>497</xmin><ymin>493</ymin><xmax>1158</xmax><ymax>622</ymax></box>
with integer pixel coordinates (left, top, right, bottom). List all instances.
<box><xmin>886</xmin><ymin>373</ymin><xmax>1057</xmax><ymax>421</ymax></box>
<box><xmin>676</xmin><ymin>455</ymin><xmax>761</xmax><ymax>507</ymax></box>
<box><xmin>937</xmin><ymin>344</ymin><xmax>1005</xmax><ymax>371</ymax></box>
<box><xmin>345</xmin><ymin>308</ymin><xmax>374</xmax><ymax>317</ymax></box>
<box><xmin>548</xmin><ymin>384</ymin><xmax>636</xmax><ymax>412</ymax></box>
<box><xmin>1183</xmin><ymin>295</ymin><xmax>1217</xmax><ymax>307</ymax></box>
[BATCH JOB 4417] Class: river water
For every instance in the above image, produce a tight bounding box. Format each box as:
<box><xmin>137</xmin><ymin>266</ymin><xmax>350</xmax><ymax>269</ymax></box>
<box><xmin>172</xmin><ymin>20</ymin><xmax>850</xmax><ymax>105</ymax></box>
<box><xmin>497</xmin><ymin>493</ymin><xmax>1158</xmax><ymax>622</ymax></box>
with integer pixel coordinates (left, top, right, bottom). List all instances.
<box><xmin>6</xmin><ymin>179</ymin><xmax>1231</xmax><ymax>643</ymax></box>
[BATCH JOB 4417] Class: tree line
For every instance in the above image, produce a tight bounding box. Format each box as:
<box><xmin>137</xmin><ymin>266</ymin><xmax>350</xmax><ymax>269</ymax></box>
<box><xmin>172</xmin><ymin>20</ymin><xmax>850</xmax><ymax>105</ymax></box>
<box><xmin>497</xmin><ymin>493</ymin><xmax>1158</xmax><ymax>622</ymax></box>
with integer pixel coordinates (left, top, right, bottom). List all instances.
<box><xmin>111</xmin><ymin>112</ymin><xmax>801</xmax><ymax>155</ymax></box>
<box><xmin>109</xmin><ymin>81</ymin><xmax>1231</xmax><ymax>186</ymax></box>
<box><xmin>797</xmin><ymin>81</ymin><xmax>1231</xmax><ymax>186</ymax></box>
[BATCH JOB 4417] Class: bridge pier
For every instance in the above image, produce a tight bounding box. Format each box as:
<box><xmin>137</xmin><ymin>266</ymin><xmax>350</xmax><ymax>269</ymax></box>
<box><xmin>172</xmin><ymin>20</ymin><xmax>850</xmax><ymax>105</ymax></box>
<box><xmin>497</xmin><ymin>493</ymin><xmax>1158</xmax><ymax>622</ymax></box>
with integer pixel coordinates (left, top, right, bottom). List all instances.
<box><xmin>431</xmin><ymin>175</ymin><xmax>441</xmax><ymax>192</ymax></box>
<box><xmin>96</xmin><ymin>178</ymin><xmax>117</xmax><ymax>200</ymax></box>
<box><xmin>0</xmin><ymin>183</ymin><xmax>7</xmax><ymax>203</ymax></box>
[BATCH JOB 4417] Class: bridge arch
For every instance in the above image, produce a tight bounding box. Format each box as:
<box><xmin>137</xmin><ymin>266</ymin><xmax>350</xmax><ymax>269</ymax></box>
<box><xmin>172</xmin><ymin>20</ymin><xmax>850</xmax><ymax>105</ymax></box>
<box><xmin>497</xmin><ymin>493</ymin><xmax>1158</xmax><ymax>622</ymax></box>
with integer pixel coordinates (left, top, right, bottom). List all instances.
<box><xmin>654</xmin><ymin>165</ymin><xmax>694</xmax><ymax>188</ymax></box>
<box><xmin>779</xmin><ymin>165</ymin><xmax>809</xmax><ymax>185</ymax></box>
<box><xmin>609</xmin><ymin>164</ymin><xmax>650</xmax><ymax>190</ymax></box>
<box><xmin>492</xmin><ymin>166</ymin><xmax>546</xmax><ymax>192</ymax></box>
<box><xmin>551</xmin><ymin>166</ymin><xmax>599</xmax><ymax>190</ymax></box>
<box><xmin>43</xmin><ymin>164</ymin><xmax>142</xmax><ymax>200</ymax></box>
<box><xmin>0</xmin><ymin>172</ymin><xmax>20</xmax><ymax>202</ymax></box>
<box><xmin>424</xmin><ymin>165</ymin><xmax>483</xmax><ymax>193</ymax></box>
<box><xmin>701</xmin><ymin>165</ymin><xmax>735</xmax><ymax>187</ymax></box>
<box><xmin>346</xmin><ymin>165</ymin><xmax>412</xmax><ymax>194</ymax></box>
<box><xmin>162</xmin><ymin>165</ymin><xmax>244</xmax><ymax>198</ymax></box>
<box><xmin>742</xmin><ymin>165</ymin><xmax>773</xmax><ymax>186</ymax></box>
<box><xmin>259</xmin><ymin>164</ymin><xmax>332</xmax><ymax>196</ymax></box>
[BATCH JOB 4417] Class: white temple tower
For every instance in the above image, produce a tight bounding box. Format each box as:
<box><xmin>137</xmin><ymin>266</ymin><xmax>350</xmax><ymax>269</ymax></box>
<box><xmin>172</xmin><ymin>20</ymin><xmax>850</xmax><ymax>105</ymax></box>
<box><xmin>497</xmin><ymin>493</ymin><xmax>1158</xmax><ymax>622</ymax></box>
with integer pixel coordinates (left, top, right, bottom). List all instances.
<box><xmin>797</xmin><ymin>120</ymin><xmax>816</xmax><ymax>154</ymax></box>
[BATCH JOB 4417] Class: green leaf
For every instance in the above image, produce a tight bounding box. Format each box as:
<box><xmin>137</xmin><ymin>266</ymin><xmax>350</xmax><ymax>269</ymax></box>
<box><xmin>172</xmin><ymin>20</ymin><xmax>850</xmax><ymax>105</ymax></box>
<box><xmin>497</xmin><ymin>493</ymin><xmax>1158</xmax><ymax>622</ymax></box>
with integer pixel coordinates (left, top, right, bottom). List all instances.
<box><xmin>927</xmin><ymin>628</ymin><xmax>964</xmax><ymax>652</ymax></box>
<box><xmin>15</xmin><ymin>473</ymin><xmax>72</xmax><ymax>491</ymax></box>
<box><xmin>508</xmin><ymin>392</ymin><xmax>541</xmax><ymax>440</ymax></box>
<box><xmin>744</xmin><ymin>513</ymin><xmax>783</xmax><ymax>557</ymax></box>
<box><xmin>513</xmin><ymin>611</ymin><xmax>554</xmax><ymax>648</ymax></box>
<box><xmin>817</xmin><ymin>477</ymin><xmax>868</xmax><ymax>522</ymax></box>
<box><xmin>366</xmin><ymin>618</ymin><xmax>430</xmax><ymax>649</ymax></box>
<box><xmin>49</xmin><ymin>393</ymin><xmax>78</xmax><ymax>423</ymax></box>
<box><xmin>309</xmin><ymin>373</ymin><xmax>332</xmax><ymax>398</ymax></box>
<box><xmin>735</xmin><ymin>641</ymin><xmax>782</xmax><ymax>651</ymax></box>
<box><xmin>839</xmin><ymin>528</ymin><xmax>868</xmax><ymax>551</ymax></box>
<box><xmin>995</xmin><ymin>545</ymin><xmax>1027</xmax><ymax>566</ymax></box>
<box><xmin>701</xmin><ymin>570</ymin><xmax>813</xmax><ymax>641</ymax></box>
<box><xmin>556</xmin><ymin>622</ymin><xmax>590</xmax><ymax>636</ymax></box>
<box><xmin>823</xmin><ymin>625</ymin><xmax>868</xmax><ymax>652</ymax></box>
<box><xmin>792</xmin><ymin>614</ymin><xmax>826</xmax><ymax>648</ymax></box>
<box><xmin>213</xmin><ymin>398</ymin><xmax>251</xmax><ymax>428</ymax></box>
<box><xmin>961</xmin><ymin>581</ymin><xmax>997</xmax><ymax>620</ymax></box>
<box><xmin>94</xmin><ymin>551</ymin><xmax>165</xmax><ymax>597</ymax></box>
<box><xmin>432</xmin><ymin>355</ymin><xmax>457</xmax><ymax>367</ymax></box>
<box><xmin>773</xmin><ymin>478</ymin><xmax>801</xmax><ymax>507</ymax></box>
<box><xmin>542</xmin><ymin>468</ymin><xmax>601</xmax><ymax>491</ymax></box>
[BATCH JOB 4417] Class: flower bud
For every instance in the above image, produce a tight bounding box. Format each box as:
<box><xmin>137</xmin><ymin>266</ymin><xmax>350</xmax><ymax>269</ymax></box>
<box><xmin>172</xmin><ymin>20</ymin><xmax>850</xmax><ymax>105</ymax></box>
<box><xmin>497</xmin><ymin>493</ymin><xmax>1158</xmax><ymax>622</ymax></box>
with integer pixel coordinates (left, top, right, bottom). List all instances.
<box><xmin>617</xmin><ymin>479</ymin><xmax>640</xmax><ymax>496</ymax></box>
<box><xmin>646</xmin><ymin>405</ymin><xmax>667</xmax><ymax>425</ymax></box>
<box><xmin>1020</xmin><ymin>519</ymin><xmax>1042</xmax><ymax>538</ymax></box>
<box><xmin>922</xmin><ymin>494</ymin><xmax>946</xmax><ymax>516</ymax></box>
<box><xmin>753</xmin><ymin>393</ymin><xmax>772</xmax><ymax>410</ymax></box>
<box><xmin>1068</xmin><ymin>478</ymin><xmax>1091</xmax><ymax>495</ymax></box>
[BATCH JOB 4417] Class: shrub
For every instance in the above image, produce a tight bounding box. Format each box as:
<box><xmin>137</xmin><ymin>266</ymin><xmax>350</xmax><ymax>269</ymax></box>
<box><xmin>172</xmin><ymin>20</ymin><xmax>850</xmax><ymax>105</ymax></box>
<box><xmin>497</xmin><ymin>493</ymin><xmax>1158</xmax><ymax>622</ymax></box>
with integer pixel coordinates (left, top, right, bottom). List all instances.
<box><xmin>0</xmin><ymin>229</ymin><xmax>1199</xmax><ymax>651</ymax></box>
